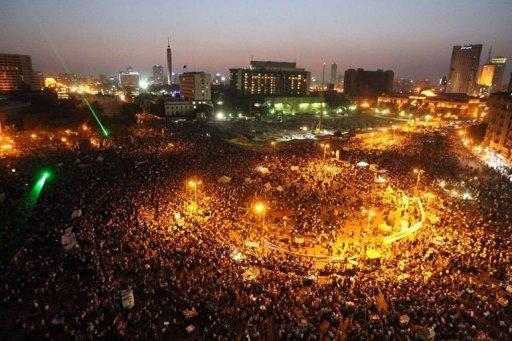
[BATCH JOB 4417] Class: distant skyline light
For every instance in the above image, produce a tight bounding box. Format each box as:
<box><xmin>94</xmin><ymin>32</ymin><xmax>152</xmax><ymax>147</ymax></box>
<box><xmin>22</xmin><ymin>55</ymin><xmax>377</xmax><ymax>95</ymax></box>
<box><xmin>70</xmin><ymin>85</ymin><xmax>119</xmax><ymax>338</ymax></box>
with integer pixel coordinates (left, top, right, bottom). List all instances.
<box><xmin>1</xmin><ymin>0</ymin><xmax>511</xmax><ymax>81</ymax></box>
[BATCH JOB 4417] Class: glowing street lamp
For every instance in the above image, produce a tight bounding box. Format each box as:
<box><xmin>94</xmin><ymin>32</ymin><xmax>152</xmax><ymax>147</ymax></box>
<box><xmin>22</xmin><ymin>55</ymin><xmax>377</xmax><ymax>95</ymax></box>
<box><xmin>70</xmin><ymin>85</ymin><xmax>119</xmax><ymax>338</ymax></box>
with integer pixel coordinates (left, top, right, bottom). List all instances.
<box><xmin>320</xmin><ymin>143</ymin><xmax>330</xmax><ymax>158</ymax></box>
<box><xmin>253</xmin><ymin>201</ymin><xmax>267</xmax><ymax>225</ymax></box>
<box><xmin>362</xmin><ymin>208</ymin><xmax>376</xmax><ymax>231</ymax></box>
<box><xmin>187</xmin><ymin>179</ymin><xmax>202</xmax><ymax>202</ymax></box>
<box><xmin>413</xmin><ymin>168</ymin><xmax>424</xmax><ymax>193</ymax></box>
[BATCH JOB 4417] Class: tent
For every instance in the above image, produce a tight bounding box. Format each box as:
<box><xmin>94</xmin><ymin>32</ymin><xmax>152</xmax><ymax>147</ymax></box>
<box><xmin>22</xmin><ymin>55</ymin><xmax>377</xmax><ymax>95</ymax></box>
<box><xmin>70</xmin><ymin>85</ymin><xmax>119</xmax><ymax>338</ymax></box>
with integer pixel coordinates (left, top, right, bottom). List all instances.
<box><xmin>264</xmin><ymin>182</ymin><xmax>272</xmax><ymax>191</ymax></box>
<box><xmin>183</xmin><ymin>307</ymin><xmax>198</xmax><ymax>319</ymax></box>
<box><xmin>356</xmin><ymin>161</ymin><xmax>369</xmax><ymax>167</ymax></box>
<box><xmin>290</xmin><ymin>165</ymin><xmax>299</xmax><ymax>171</ymax></box>
<box><xmin>276</xmin><ymin>185</ymin><xmax>284</xmax><ymax>192</ymax></box>
<box><xmin>245</xmin><ymin>241</ymin><xmax>260</xmax><ymax>248</ymax></box>
<box><xmin>71</xmin><ymin>209</ymin><xmax>82</xmax><ymax>219</ymax></box>
<box><xmin>399</xmin><ymin>314</ymin><xmax>410</xmax><ymax>325</ymax></box>
<box><xmin>257</xmin><ymin>166</ymin><xmax>270</xmax><ymax>174</ymax></box>
<box><xmin>61</xmin><ymin>229</ymin><xmax>77</xmax><ymax>251</ymax></box>
<box><xmin>217</xmin><ymin>176</ymin><xmax>232</xmax><ymax>184</ymax></box>
<box><xmin>366</xmin><ymin>248</ymin><xmax>382</xmax><ymax>259</ymax></box>
<box><xmin>121</xmin><ymin>288</ymin><xmax>135</xmax><ymax>309</ymax></box>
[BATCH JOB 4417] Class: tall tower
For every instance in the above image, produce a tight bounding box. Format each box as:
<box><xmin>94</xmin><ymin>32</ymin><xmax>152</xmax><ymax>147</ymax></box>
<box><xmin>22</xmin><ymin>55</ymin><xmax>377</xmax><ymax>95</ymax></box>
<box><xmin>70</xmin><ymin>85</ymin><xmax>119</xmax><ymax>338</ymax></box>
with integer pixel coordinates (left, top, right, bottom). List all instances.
<box><xmin>446</xmin><ymin>44</ymin><xmax>482</xmax><ymax>95</ymax></box>
<box><xmin>330</xmin><ymin>62</ymin><xmax>337</xmax><ymax>85</ymax></box>
<box><xmin>166</xmin><ymin>37</ymin><xmax>173</xmax><ymax>85</ymax></box>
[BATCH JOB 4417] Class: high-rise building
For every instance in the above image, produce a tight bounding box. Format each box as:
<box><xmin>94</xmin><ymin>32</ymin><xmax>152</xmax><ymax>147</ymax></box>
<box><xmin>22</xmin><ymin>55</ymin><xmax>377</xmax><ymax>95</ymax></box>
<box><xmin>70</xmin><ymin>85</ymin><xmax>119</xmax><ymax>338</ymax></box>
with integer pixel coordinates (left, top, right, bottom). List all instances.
<box><xmin>393</xmin><ymin>78</ymin><xmax>413</xmax><ymax>94</ymax></box>
<box><xmin>343</xmin><ymin>68</ymin><xmax>394</xmax><ymax>99</ymax></box>
<box><xmin>490</xmin><ymin>56</ymin><xmax>507</xmax><ymax>91</ymax></box>
<box><xmin>230</xmin><ymin>61</ymin><xmax>310</xmax><ymax>96</ymax></box>
<box><xmin>446</xmin><ymin>44</ymin><xmax>482</xmax><ymax>95</ymax></box>
<box><xmin>179</xmin><ymin>72</ymin><xmax>211</xmax><ymax>103</ymax></box>
<box><xmin>152</xmin><ymin>65</ymin><xmax>165</xmax><ymax>85</ymax></box>
<box><xmin>0</xmin><ymin>53</ymin><xmax>36</xmax><ymax>91</ymax></box>
<box><xmin>483</xmin><ymin>92</ymin><xmax>512</xmax><ymax>162</ymax></box>
<box><xmin>330</xmin><ymin>62</ymin><xmax>337</xmax><ymax>85</ymax></box>
<box><xmin>119</xmin><ymin>67</ymin><xmax>140</xmax><ymax>88</ymax></box>
<box><xmin>166</xmin><ymin>37</ymin><xmax>173</xmax><ymax>85</ymax></box>
<box><xmin>477</xmin><ymin>56</ymin><xmax>507</xmax><ymax>96</ymax></box>
<box><xmin>33</xmin><ymin>71</ymin><xmax>45</xmax><ymax>90</ymax></box>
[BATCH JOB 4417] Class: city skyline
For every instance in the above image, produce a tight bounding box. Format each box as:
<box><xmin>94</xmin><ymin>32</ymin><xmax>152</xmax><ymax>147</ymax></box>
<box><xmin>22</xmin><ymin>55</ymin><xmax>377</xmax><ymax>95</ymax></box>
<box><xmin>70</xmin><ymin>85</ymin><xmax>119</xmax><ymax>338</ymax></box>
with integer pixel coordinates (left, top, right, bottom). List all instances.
<box><xmin>1</xmin><ymin>0</ymin><xmax>511</xmax><ymax>81</ymax></box>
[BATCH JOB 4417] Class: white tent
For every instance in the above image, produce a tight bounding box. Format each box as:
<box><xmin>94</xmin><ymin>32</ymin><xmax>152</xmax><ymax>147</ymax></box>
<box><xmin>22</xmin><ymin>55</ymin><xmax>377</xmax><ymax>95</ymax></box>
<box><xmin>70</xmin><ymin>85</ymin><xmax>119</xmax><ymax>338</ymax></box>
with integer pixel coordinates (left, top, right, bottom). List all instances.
<box><xmin>290</xmin><ymin>166</ymin><xmax>299</xmax><ymax>171</ymax></box>
<box><xmin>276</xmin><ymin>185</ymin><xmax>284</xmax><ymax>192</ymax></box>
<box><xmin>61</xmin><ymin>227</ymin><xmax>77</xmax><ymax>251</ymax></box>
<box><xmin>257</xmin><ymin>166</ymin><xmax>270</xmax><ymax>174</ymax></box>
<box><xmin>71</xmin><ymin>209</ymin><xmax>82</xmax><ymax>219</ymax></box>
<box><xmin>121</xmin><ymin>288</ymin><xmax>135</xmax><ymax>309</ymax></box>
<box><xmin>356</xmin><ymin>161</ymin><xmax>369</xmax><ymax>167</ymax></box>
<box><xmin>217</xmin><ymin>176</ymin><xmax>232</xmax><ymax>184</ymax></box>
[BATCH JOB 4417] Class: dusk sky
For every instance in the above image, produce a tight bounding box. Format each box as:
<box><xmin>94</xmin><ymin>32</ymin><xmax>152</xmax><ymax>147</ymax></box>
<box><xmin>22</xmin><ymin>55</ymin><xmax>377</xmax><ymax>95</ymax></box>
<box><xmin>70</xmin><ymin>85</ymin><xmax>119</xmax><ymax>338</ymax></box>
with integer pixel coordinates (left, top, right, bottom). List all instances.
<box><xmin>1</xmin><ymin>0</ymin><xmax>511</xmax><ymax>82</ymax></box>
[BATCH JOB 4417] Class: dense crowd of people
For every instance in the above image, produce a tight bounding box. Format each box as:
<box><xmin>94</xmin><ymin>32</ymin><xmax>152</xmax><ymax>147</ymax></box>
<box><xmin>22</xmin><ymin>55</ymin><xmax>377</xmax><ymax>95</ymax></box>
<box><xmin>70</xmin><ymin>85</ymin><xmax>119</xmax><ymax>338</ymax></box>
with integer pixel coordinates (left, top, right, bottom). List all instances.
<box><xmin>1</xmin><ymin>121</ymin><xmax>511</xmax><ymax>339</ymax></box>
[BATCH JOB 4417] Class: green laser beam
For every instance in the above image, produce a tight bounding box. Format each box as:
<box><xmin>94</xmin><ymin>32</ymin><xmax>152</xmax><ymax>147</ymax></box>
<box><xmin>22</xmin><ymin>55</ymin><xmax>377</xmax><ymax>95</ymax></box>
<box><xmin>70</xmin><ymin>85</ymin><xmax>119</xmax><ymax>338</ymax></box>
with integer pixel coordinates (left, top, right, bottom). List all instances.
<box><xmin>82</xmin><ymin>96</ymin><xmax>109</xmax><ymax>137</ymax></box>
<box><xmin>28</xmin><ymin>170</ymin><xmax>52</xmax><ymax>206</ymax></box>
<box><xmin>28</xmin><ymin>7</ymin><xmax>109</xmax><ymax>138</ymax></box>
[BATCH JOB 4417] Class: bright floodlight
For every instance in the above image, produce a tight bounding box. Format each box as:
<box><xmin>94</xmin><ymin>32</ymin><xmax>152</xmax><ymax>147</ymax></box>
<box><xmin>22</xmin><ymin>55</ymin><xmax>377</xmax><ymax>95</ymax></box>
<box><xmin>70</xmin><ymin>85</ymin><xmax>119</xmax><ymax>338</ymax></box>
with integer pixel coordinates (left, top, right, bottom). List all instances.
<box><xmin>139</xmin><ymin>80</ymin><xmax>149</xmax><ymax>90</ymax></box>
<box><xmin>253</xmin><ymin>202</ymin><xmax>266</xmax><ymax>215</ymax></box>
<box><xmin>215</xmin><ymin>112</ymin><xmax>226</xmax><ymax>121</ymax></box>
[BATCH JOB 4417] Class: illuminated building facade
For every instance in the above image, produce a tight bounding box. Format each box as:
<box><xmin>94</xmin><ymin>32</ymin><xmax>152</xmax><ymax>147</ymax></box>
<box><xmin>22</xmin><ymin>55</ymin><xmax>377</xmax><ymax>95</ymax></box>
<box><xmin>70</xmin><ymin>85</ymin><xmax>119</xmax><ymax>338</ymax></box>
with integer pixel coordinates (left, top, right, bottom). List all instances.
<box><xmin>179</xmin><ymin>72</ymin><xmax>211</xmax><ymax>103</ymax></box>
<box><xmin>378</xmin><ymin>90</ymin><xmax>484</xmax><ymax>118</ymax></box>
<box><xmin>484</xmin><ymin>92</ymin><xmax>512</xmax><ymax>162</ymax></box>
<box><xmin>0</xmin><ymin>54</ymin><xmax>36</xmax><ymax>91</ymax></box>
<box><xmin>230</xmin><ymin>61</ymin><xmax>310</xmax><ymax>97</ymax></box>
<box><xmin>446</xmin><ymin>44</ymin><xmax>482</xmax><ymax>95</ymax></box>
<box><xmin>343</xmin><ymin>68</ymin><xmax>394</xmax><ymax>100</ymax></box>
<box><xmin>477</xmin><ymin>57</ymin><xmax>507</xmax><ymax>97</ymax></box>
<box><xmin>152</xmin><ymin>65</ymin><xmax>165</xmax><ymax>85</ymax></box>
<box><xmin>119</xmin><ymin>68</ymin><xmax>140</xmax><ymax>88</ymax></box>
<box><xmin>164</xmin><ymin>100</ymin><xmax>195</xmax><ymax>116</ymax></box>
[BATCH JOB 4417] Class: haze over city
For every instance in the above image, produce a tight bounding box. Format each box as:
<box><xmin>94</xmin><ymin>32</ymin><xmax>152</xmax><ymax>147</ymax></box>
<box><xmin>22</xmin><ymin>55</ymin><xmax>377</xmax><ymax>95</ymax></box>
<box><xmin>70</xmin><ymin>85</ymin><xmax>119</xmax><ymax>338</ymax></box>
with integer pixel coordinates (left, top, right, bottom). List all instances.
<box><xmin>2</xmin><ymin>0</ymin><xmax>512</xmax><ymax>79</ymax></box>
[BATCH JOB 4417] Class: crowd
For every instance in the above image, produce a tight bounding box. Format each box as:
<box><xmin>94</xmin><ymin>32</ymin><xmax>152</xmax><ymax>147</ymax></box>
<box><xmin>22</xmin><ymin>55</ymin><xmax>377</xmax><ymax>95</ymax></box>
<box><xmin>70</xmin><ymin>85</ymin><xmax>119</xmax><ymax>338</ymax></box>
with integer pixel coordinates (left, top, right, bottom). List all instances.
<box><xmin>1</xmin><ymin>121</ymin><xmax>511</xmax><ymax>339</ymax></box>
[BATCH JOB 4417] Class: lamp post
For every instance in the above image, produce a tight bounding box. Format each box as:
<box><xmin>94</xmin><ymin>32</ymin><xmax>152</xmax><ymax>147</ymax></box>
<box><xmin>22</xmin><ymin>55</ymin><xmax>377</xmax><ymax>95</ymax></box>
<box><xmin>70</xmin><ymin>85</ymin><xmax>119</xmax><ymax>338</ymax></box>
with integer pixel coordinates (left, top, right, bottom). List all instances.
<box><xmin>188</xmin><ymin>179</ymin><xmax>202</xmax><ymax>202</ymax></box>
<box><xmin>413</xmin><ymin>168</ymin><xmax>424</xmax><ymax>193</ymax></box>
<box><xmin>320</xmin><ymin>143</ymin><xmax>330</xmax><ymax>159</ymax></box>
<box><xmin>253</xmin><ymin>201</ymin><xmax>266</xmax><ymax>226</ymax></box>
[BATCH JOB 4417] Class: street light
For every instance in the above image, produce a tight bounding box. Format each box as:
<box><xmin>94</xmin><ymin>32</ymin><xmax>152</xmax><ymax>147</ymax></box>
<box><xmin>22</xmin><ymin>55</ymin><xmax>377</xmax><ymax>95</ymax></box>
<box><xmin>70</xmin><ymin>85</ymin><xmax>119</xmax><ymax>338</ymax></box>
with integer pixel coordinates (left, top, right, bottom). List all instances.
<box><xmin>413</xmin><ymin>168</ymin><xmax>424</xmax><ymax>193</ymax></box>
<box><xmin>362</xmin><ymin>208</ymin><xmax>376</xmax><ymax>231</ymax></box>
<box><xmin>320</xmin><ymin>143</ymin><xmax>330</xmax><ymax>158</ymax></box>
<box><xmin>253</xmin><ymin>201</ymin><xmax>266</xmax><ymax>225</ymax></box>
<box><xmin>187</xmin><ymin>179</ymin><xmax>202</xmax><ymax>202</ymax></box>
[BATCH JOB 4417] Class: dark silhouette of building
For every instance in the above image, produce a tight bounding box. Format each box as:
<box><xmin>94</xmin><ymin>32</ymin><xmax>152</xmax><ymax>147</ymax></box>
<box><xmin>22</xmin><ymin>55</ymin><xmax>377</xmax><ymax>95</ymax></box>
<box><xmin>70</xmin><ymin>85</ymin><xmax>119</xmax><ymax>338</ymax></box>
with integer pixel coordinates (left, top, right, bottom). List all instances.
<box><xmin>446</xmin><ymin>44</ymin><xmax>482</xmax><ymax>95</ymax></box>
<box><xmin>343</xmin><ymin>68</ymin><xmax>394</xmax><ymax>99</ymax></box>
<box><xmin>230</xmin><ymin>61</ymin><xmax>310</xmax><ymax>97</ymax></box>
<box><xmin>508</xmin><ymin>73</ymin><xmax>512</xmax><ymax>93</ymax></box>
